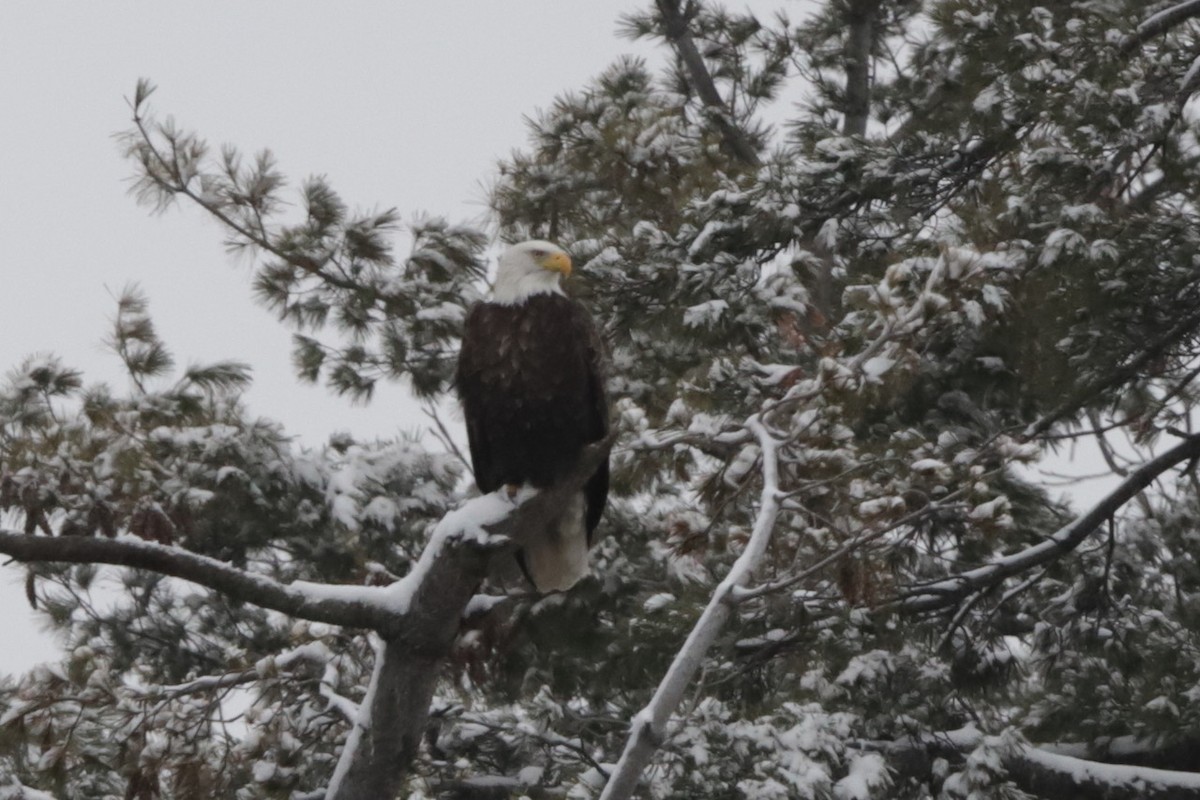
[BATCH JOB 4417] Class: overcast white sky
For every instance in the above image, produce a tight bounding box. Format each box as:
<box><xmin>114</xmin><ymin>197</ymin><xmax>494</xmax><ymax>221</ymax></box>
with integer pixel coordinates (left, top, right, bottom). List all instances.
<box><xmin>0</xmin><ymin>1</ymin><xmax>677</xmax><ymax>676</ymax></box>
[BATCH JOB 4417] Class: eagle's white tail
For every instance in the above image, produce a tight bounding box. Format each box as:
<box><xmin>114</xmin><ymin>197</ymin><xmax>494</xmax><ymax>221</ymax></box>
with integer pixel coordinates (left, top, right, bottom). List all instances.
<box><xmin>525</xmin><ymin>493</ymin><xmax>590</xmax><ymax>592</ymax></box>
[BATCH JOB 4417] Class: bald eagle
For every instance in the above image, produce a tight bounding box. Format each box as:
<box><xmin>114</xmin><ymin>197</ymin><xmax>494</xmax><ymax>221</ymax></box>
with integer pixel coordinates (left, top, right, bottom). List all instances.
<box><xmin>455</xmin><ymin>240</ymin><xmax>609</xmax><ymax>592</ymax></box>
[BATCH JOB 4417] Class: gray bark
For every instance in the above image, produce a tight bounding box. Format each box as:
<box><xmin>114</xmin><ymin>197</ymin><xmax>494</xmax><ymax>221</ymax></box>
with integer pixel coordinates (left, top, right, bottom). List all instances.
<box><xmin>842</xmin><ymin>0</ymin><xmax>881</xmax><ymax>137</ymax></box>
<box><xmin>1120</xmin><ymin>0</ymin><xmax>1200</xmax><ymax>54</ymax></box>
<box><xmin>860</xmin><ymin>734</ymin><xmax>1200</xmax><ymax>800</ymax></box>
<box><xmin>0</xmin><ymin>437</ymin><xmax>614</xmax><ymax>800</ymax></box>
<box><xmin>654</xmin><ymin>0</ymin><xmax>761</xmax><ymax>167</ymax></box>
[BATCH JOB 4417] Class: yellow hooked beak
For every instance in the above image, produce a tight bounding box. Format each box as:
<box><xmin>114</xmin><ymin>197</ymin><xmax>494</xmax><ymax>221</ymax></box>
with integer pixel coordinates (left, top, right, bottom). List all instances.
<box><xmin>540</xmin><ymin>250</ymin><xmax>573</xmax><ymax>277</ymax></box>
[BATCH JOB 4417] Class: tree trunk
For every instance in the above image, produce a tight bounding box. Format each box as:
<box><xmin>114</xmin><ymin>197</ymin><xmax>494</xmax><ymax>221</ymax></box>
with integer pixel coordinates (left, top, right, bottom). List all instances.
<box><xmin>325</xmin><ymin>639</ymin><xmax>441</xmax><ymax>800</ymax></box>
<box><xmin>842</xmin><ymin>0</ymin><xmax>881</xmax><ymax>137</ymax></box>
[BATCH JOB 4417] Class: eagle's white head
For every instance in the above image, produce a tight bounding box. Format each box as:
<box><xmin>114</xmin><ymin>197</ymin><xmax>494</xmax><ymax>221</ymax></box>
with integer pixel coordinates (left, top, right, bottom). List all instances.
<box><xmin>491</xmin><ymin>240</ymin><xmax>573</xmax><ymax>305</ymax></box>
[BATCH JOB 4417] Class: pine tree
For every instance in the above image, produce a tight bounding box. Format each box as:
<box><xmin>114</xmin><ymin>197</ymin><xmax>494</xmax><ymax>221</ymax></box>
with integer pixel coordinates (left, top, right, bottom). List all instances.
<box><xmin>5</xmin><ymin>2</ymin><xmax>1200</xmax><ymax>798</ymax></box>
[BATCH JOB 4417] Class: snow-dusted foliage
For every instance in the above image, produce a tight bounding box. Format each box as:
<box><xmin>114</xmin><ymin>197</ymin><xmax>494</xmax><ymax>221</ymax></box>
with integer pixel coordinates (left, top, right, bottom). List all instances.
<box><xmin>6</xmin><ymin>1</ymin><xmax>1200</xmax><ymax>798</ymax></box>
<box><xmin>0</xmin><ymin>290</ymin><xmax>458</xmax><ymax>796</ymax></box>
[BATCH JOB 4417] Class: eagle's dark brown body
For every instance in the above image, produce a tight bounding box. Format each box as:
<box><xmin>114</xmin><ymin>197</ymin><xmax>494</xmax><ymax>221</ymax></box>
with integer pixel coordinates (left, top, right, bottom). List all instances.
<box><xmin>455</xmin><ymin>292</ymin><xmax>609</xmax><ymax>587</ymax></box>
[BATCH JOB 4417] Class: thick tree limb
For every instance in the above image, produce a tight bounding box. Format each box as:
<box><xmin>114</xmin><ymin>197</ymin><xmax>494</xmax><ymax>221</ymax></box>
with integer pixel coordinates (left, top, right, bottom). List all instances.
<box><xmin>597</xmin><ymin>418</ymin><xmax>779</xmax><ymax>800</ymax></box>
<box><xmin>842</xmin><ymin>0</ymin><xmax>881</xmax><ymax>137</ymax></box>
<box><xmin>1012</xmin><ymin>746</ymin><xmax>1200</xmax><ymax>799</ymax></box>
<box><xmin>1120</xmin><ymin>0</ymin><xmax>1200</xmax><ymax>55</ymax></box>
<box><xmin>0</xmin><ymin>435</ymin><xmax>615</xmax><ymax>800</ymax></box>
<box><xmin>654</xmin><ymin>0</ymin><xmax>761</xmax><ymax>167</ymax></box>
<box><xmin>326</xmin><ymin>434</ymin><xmax>615</xmax><ymax>800</ymax></box>
<box><xmin>0</xmin><ymin>532</ymin><xmax>398</xmax><ymax>631</ymax></box>
<box><xmin>859</xmin><ymin>730</ymin><xmax>1200</xmax><ymax>800</ymax></box>
<box><xmin>1041</xmin><ymin>736</ymin><xmax>1200</xmax><ymax>773</ymax></box>
<box><xmin>895</xmin><ymin>430</ymin><xmax>1200</xmax><ymax>613</ymax></box>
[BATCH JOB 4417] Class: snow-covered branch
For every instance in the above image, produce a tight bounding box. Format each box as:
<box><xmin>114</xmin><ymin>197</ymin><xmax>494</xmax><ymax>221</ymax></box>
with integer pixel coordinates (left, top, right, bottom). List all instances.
<box><xmin>895</xmin><ymin>431</ymin><xmax>1200</xmax><ymax>613</ymax></box>
<box><xmin>0</xmin><ymin>434</ymin><xmax>614</xmax><ymax>800</ymax></box>
<box><xmin>859</xmin><ymin>729</ymin><xmax>1200</xmax><ymax>800</ymax></box>
<box><xmin>0</xmin><ymin>531</ymin><xmax>399</xmax><ymax>632</ymax></box>
<box><xmin>325</xmin><ymin>434</ymin><xmax>615</xmax><ymax>800</ymax></box>
<box><xmin>1120</xmin><ymin>0</ymin><xmax>1200</xmax><ymax>54</ymax></box>
<box><xmin>0</xmin><ymin>777</ymin><xmax>59</xmax><ymax>800</ymax></box>
<box><xmin>597</xmin><ymin>418</ymin><xmax>781</xmax><ymax>800</ymax></box>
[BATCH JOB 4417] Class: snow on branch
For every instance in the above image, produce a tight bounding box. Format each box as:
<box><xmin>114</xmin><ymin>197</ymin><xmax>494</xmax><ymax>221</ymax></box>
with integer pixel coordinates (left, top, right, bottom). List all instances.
<box><xmin>895</xmin><ymin>431</ymin><xmax>1200</xmax><ymax>613</ymax></box>
<box><xmin>860</xmin><ymin>729</ymin><xmax>1200</xmax><ymax>800</ymax></box>
<box><xmin>0</xmin><ymin>777</ymin><xmax>59</xmax><ymax>800</ymax></box>
<box><xmin>1</xmin><ymin>433</ymin><xmax>616</xmax><ymax>800</ymax></box>
<box><xmin>597</xmin><ymin>417</ymin><xmax>781</xmax><ymax>800</ymax></box>
<box><xmin>0</xmin><ymin>531</ymin><xmax>399</xmax><ymax>632</ymax></box>
<box><xmin>1120</xmin><ymin>0</ymin><xmax>1200</xmax><ymax>54</ymax></box>
<box><xmin>1013</xmin><ymin>745</ymin><xmax>1200</xmax><ymax>800</ymax></box>
<box><xmin>322</xmin><ymin>434</ymin><xmax>616</xmax><ymax>800</ymax></box>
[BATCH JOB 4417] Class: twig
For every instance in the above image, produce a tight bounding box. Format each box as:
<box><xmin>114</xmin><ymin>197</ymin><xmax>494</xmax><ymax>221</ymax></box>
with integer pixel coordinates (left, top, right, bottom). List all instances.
<box><xmin>423</xmin><ymin>402</ymin><xmax>471</xmax><ymax>472</ymax></box>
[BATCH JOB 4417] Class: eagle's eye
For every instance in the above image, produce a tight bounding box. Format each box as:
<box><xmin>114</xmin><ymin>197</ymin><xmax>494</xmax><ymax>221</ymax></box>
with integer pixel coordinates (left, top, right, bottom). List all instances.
<box><xmin>530</xmin><ymin>249</ymin><xmax>548</xmax><ymax>258</ymax></box>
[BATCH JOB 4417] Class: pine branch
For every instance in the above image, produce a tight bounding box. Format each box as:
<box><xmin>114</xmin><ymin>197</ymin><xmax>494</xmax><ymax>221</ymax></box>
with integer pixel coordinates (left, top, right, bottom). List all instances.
<box><xmin>0</xmin><ymin>435</ymin><xmax>615</xmax><ymax>799</ymax></box>
<box><xmin>654</xmin><ymin>0</ymin><xmax>762</xmax><ymax>167</ymax></box>
<box><xmin>894</xmin><ymin>430</ymin><xmax>1200</xmax><ymax>614</ymax></box>
<box><xmin>1022</xmin><ymin>306</ymin><xmax>1200</xmax><ymax>440</ymax></box>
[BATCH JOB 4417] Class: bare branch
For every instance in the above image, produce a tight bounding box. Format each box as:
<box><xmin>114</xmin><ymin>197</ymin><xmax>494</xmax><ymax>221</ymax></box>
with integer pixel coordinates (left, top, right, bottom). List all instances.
<box><xmin>423</xmin><ymin>401</ymin><xmax>472</xmax><ymax>472</ymax></box>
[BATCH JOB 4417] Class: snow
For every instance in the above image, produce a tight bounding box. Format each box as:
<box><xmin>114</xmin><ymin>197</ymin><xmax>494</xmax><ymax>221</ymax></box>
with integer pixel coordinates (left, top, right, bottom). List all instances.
<box><xmin>861</xmin><ymin>355</ymin><xmax>894</xmax><ymax>380</ymax></box>
<box><xmin>0</xmin><ymin>778</ymin><xmax>58</xmax><ymax>800</ymax></box>
<box><xmin>1022</xmin><ymin>744</ymin><xmax>1200</xmax><ymax>791</ymax></box>
<box><xmin>517</xmin><ymin>765</ymin><xmax>545</xmax><ymax>786</ymax></box>
<box><xmin>464</xmin><ymin>593</ymin><xmax>508</xmax><ymax>618</ymax></box>
<box><xmin>251</xmin><ymin>760</ymin><xmax>276</xmax><ymax>782</ymax></box>
<box><xmin>687</xmin><ymin>220</ymin><xmax>736</xmax><ymax>258</ymax></box>
<box><xmin>833</xmin><ymin>753</ymin><xmax>889</xmax><ymax>799</ymax></box>
<box><xmin>288</xmin><ymin>580</ymin><xmax>384</xmax><ymax>606</ymax></box>
<box><xmin>362</xmin><ymin>495</ymin><xmax>399</xmax><ymax>530</ymax></box>
<box><xmin>683</xmin><ymin>299</ymin><xmax>729</xmax><ymax>328</ymax></box>
<box><xmin>414</xmin><ymin>301</ymin><xmax>465</xmax><ymax>323</ymax></box>
<box><xmin>379</xmin><ymin>487</ymin><xmax>532</xmax><ymax>615</ymax></box>
<box><xmin>1039</xmin><ymin>227</ymin><xmax>1086</xmax><ymax>265</ymax></box>
<box><xmin>324</xmin><ymin>634</ymin><xmax>386</xmax><ymax>799</ymax></box>
<box><xmin>835</xmin><ymin>651</ymin><xmax>893</xmax><ymax>687</ymax></box>
<box><xmin>972</xmin><ymin>84</ymin><xmax>1002</xmax><ymax>113</ymax></box>
<box><xmin>643</xmin><ymin>592</ymin><xmax>676</xmax><ymax>612</ymax></box>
